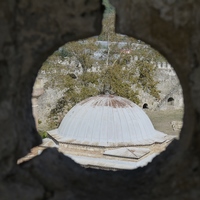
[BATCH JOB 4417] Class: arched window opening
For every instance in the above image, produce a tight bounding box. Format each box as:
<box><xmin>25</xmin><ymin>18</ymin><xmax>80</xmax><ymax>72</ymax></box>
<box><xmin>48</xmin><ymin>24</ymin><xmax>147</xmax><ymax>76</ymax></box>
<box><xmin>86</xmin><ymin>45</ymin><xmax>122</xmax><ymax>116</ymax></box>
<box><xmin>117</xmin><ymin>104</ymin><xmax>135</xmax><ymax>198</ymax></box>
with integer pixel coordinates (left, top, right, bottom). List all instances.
<box><xmin>143</xmin><ymin>103</ymin><xmax>148</xmax><ymax>109</ymax></box>
<box><xmin>168</xmin><ymin>97</ymin><xmax>174</xmax><ymax>105</ymax></box>
<box><xmin>168</xmin><ymin>97</ymin><xmax>174</xmax><ymax>102</ymax></box>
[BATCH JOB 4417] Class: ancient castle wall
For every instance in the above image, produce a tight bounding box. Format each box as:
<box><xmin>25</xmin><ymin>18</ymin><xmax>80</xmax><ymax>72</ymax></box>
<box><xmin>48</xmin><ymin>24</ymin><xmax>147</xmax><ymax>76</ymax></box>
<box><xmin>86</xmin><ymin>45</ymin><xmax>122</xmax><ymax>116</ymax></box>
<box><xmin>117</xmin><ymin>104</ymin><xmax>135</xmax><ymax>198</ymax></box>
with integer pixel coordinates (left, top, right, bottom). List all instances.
<box><xmin>35</xmin><ymin>58</ymin><xmax>183</xmax><ymax>129</ymax></box>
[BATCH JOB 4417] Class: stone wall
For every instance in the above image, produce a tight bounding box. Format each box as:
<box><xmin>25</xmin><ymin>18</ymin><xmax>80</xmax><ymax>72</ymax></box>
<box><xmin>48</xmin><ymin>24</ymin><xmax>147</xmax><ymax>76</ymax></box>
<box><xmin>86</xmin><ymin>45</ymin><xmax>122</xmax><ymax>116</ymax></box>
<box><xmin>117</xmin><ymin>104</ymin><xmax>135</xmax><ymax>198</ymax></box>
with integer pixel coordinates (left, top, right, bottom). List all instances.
<box><xmin>0</xmin><ymin>0</ymin><xmax>200</xmax><ymax>199</ymax></box>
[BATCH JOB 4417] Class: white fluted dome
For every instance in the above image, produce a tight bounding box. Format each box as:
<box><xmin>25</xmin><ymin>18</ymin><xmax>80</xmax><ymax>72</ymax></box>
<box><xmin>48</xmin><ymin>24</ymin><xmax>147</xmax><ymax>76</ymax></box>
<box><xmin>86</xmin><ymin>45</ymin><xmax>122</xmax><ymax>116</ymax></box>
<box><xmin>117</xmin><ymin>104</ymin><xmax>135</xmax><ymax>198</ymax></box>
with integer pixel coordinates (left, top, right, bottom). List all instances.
<box><xmin>53</xmin><ymin>95</ymin><xmax>168</xmax><ymax>147</ymax></box>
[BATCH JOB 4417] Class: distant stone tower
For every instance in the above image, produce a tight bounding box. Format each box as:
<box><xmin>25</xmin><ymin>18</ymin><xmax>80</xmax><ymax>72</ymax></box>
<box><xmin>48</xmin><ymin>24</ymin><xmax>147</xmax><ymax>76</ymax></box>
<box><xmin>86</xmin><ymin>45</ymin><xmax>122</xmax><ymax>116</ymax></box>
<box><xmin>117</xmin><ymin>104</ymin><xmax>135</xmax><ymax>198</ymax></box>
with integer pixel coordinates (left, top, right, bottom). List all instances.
<box><xmin>32</xmin><ymin>78</ymin><xmax>44</xmax><ymax>128</ymax></box>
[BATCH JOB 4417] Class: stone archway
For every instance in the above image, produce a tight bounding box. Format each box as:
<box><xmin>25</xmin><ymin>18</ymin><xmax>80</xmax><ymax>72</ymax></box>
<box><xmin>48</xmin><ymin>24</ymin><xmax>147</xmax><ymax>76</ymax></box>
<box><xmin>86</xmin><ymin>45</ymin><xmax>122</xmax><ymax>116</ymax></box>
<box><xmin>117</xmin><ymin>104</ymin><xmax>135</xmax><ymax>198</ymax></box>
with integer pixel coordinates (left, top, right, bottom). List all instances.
<box><xmin>143</xmin><ymin>103</ymin><xmax>149</xmax><ymax>109</ymax></box>
<box><xmin>0</xmin><ymin>0</ymin><xmax>200</xmax><ymax>199</ymax></box>
<box><xmin>167</xmin><ymin>97</ymin><xmax>174</xmax><ymax>106</ymax></box>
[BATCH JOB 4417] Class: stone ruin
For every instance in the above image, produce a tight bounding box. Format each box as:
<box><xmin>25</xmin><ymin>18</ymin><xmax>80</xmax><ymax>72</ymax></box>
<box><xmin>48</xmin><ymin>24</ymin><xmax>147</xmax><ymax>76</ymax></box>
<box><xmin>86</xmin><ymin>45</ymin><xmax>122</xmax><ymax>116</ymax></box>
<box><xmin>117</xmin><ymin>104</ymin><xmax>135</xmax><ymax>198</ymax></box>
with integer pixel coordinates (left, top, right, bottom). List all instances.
<box><xmin>0</xmin><ymin>0</ymin><xmax>200</xmax><ymax>199</ymax></box>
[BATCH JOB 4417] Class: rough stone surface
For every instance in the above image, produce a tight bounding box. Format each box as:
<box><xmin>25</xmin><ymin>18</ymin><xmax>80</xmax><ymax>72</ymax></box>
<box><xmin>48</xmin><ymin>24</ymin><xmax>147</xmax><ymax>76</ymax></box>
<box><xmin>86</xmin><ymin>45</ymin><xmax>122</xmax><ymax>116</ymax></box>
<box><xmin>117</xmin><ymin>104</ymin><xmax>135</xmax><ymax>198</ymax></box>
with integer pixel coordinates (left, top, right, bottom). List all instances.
<box><xmin>0</xmin><ymin>0</ymin><xmax>103</xmax><ymax>177</ymax></box>
<box><xmin>0</xmin><ymin>0</ymin><xmax>200</xmax><ymax>199</ymax></box>
<box><xmin>171</xmin><ymin>121</ymin><xmax>183</xmax><ymax>132</ymax></box>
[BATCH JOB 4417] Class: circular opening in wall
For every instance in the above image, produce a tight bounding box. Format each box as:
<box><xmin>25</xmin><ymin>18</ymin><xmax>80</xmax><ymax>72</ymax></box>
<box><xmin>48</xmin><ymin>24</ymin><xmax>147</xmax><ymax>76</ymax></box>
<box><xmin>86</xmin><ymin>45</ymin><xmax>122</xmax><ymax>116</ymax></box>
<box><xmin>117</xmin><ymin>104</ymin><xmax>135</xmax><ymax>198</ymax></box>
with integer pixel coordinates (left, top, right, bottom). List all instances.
<box><xmin>18</xmin><ymin>3</ymin><xmax>184</xmax><ymax>170</ymax></box>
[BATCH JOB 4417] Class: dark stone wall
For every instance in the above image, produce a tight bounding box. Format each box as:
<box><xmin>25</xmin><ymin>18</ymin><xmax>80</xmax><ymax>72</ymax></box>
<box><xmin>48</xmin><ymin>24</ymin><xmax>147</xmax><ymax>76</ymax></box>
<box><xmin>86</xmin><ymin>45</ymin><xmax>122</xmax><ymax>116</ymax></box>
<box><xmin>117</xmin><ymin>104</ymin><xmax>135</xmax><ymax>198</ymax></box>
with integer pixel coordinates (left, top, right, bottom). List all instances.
<box><xmin>0</xmin><ymin>0</ymin><xmax>200</xmax><ymax>199</ymax></box>
<box><xmin>0</xmin><ymin>0</ymin><xmax>103</xmax><ymax>177</ymax></box>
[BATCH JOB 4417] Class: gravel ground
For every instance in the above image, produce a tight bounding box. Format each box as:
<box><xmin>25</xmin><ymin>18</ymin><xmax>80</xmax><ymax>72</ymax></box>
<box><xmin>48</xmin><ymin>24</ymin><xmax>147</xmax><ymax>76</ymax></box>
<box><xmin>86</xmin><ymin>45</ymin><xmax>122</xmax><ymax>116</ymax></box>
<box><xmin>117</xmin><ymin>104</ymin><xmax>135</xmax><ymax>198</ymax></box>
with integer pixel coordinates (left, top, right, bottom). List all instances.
<box><xmin>145</xmin><ymin>109</ymin><xmax>183</xmax><ymax>137</ymax></box>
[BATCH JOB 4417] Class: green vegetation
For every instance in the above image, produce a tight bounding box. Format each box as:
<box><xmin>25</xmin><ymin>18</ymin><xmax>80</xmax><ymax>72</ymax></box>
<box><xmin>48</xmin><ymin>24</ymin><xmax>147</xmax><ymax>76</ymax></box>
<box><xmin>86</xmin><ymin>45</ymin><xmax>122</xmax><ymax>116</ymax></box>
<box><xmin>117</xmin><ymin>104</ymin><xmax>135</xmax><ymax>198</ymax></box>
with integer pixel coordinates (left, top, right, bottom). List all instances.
<box><xmin>39</xmin><ymin>11</ymin><xmax>166</xmax><ymax>128</ymax></box>
<box><xmin>38</xmin><ymin>130</ymin><xmax>48</xmax><ymax>139</ymax></box>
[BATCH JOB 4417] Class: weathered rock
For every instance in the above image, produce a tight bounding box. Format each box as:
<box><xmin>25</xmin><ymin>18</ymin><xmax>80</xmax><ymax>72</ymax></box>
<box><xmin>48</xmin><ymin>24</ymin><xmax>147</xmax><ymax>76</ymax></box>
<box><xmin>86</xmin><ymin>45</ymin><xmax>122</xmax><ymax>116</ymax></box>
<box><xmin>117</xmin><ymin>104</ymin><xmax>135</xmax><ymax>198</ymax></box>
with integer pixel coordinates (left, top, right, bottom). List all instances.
<box><xmin>171</xmin><ymin>121</ymin><xmax>183</xmax><ymax>132</ymax></box>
